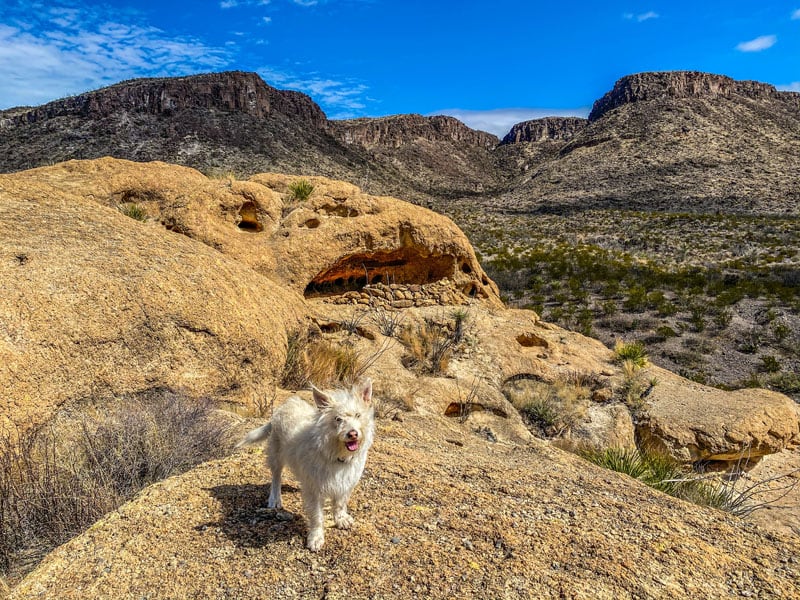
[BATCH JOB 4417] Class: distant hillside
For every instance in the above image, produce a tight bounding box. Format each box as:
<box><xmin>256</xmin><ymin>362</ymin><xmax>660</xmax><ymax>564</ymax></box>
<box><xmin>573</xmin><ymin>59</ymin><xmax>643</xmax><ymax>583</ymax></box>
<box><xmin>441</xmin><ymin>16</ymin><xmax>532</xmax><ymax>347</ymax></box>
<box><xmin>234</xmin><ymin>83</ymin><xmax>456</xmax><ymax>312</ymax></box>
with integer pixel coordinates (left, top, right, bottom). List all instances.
<box><xmin>496</xmin><ymin>71</ymin><xmax>800</xmax><ymax>215</ymax></box>
<box><xmin>4</xmin><ymin>69</ymin><xmax>800</xmax><ymax>214</ymax></box>
<box><xmin>0</xmin><ymin>71</ymin><xmax>508</xmax><ymax>202</ymax></box>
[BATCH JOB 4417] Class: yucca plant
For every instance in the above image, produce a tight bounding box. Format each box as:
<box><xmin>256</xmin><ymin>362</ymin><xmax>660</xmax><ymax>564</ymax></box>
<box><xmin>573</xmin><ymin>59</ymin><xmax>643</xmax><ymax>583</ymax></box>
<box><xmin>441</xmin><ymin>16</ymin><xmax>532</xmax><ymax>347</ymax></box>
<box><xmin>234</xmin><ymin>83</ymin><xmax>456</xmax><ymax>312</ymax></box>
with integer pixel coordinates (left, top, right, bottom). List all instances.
<box><xmin>288</xmin><ymin>179</ymin><xmax>314</xmax><ymax>202</ymax></box>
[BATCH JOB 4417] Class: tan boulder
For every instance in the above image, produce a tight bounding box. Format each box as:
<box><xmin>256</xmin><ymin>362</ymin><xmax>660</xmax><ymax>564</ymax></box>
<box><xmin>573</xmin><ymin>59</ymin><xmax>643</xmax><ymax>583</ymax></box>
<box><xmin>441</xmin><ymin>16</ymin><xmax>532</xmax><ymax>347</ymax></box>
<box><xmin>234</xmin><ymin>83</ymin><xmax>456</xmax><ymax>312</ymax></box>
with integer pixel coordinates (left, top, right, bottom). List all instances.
<box><xmin>0</xmin><ymin>170</ymin><xmax>305</xmax><ymax>430</ymax></box>
<box><xmin>638</xmin><ymin>368</ymin><xmax>800</xmax><ymax>464</ymax></box>
<box><xmin>13</xmin><ymin>159</ymin><xmax>500</xmax><ymax>305</ymax></box>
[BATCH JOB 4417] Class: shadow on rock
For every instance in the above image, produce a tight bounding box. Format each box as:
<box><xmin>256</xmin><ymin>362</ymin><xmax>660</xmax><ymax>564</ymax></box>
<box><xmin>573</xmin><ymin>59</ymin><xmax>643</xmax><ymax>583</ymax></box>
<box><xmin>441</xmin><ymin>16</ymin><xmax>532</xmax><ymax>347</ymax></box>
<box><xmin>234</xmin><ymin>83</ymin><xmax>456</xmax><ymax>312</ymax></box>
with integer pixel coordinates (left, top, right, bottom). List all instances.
<box><xmin>203</xmin><ymin>483</ymin><xmax>304</xmax><ymax>548</ymax></box>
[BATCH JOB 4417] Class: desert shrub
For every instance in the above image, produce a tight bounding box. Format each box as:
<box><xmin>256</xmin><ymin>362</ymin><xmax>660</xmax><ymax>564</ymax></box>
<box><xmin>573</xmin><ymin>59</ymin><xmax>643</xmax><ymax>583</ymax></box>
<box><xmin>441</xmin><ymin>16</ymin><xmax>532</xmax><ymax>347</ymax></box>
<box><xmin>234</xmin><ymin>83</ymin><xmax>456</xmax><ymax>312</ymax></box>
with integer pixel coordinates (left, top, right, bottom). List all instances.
<box><xmin>371</xmin><ymin>307</ymin><xmax>405</xmax><ymax>337</ymax></box>
<box><xmin>451</xmin><ymin>309</ymin><xmax>469</xmax><ymax>344</ymax></box>
<box><xmin>505</xmin><ymin>377</ymin><xmax>590</xmax><ymax>438</ymax></box>
<box><xmin>614</xmin><ymin>340</ymin><xmax>648</xmax><ymax>368</ymax></box>
<box><xmin>119</xmin><ymin>203</ymin><xmax>147</xmax><ymax>221</ymax></box>
<box><xmin>687</xmin><ymin>304</ymin><xmax>707</xmax><ymax>332</ymax></box>
<box><xmin>759</xmin><ymin>355</ymin><xmax>781</xmax><ymax>373</ymax></box>
<box><xmin>766</xmin><ymin>372</ymin><xmax>800</xmax><ymax>395</ymax></box>
<box><xmin>623</xmin><ymin>285</ymin><xmax>648</xmax><ymax>312</ymax></box>
<box><xmin>713</xmin><ymin>308</ymin><xmax>733</xmax><ymax>330</ymax></box>
<box><xmin>0</xmin><ymin>391</ymin><xmax>230</xmax><ymax>577</ymax></box>
<box><xmin>288</xmin><ymin>179</ymin><xmax>314</xmax><ymax>202</ymax></box>
<box><xmin>655</xmin><ymin>325</ymin><xmax>678</xmax><ymax>339</ymax></box>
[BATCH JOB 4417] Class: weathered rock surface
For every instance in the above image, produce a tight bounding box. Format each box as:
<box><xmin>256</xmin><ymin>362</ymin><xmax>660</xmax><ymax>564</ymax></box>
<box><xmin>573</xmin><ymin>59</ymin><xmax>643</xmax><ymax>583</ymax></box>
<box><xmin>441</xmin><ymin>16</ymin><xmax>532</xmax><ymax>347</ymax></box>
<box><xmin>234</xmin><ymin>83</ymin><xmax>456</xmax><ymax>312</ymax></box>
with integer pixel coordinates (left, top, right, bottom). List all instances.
<box><xmin>9</xmin><ymin>413</ymin><xmax>800</xmax><ymax>600</ymax></box>
<box><xmin>0</xmin><ymin>165</ymin><xmax>305</xmax><ymax>430</ymax></box>
<box><xmin>0</xmin><ymin>158</ymin><xmax>499</xmax><ymax>430</ymax></box>
<box><xmin>637</xmin><ymin>368</ymin><xmax>800</xmax><ymax>464</ymax></box>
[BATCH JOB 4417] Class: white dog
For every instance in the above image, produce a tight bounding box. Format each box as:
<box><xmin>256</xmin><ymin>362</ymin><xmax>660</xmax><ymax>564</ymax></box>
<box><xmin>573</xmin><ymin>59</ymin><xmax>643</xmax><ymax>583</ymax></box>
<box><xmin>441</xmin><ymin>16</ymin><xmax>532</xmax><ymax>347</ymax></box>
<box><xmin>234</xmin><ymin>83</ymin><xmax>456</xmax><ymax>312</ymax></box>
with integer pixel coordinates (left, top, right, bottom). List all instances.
<box><xmin>237</xmin><ymin>378</ymin><xmax>375</xmax><ymax>551</ymax></box>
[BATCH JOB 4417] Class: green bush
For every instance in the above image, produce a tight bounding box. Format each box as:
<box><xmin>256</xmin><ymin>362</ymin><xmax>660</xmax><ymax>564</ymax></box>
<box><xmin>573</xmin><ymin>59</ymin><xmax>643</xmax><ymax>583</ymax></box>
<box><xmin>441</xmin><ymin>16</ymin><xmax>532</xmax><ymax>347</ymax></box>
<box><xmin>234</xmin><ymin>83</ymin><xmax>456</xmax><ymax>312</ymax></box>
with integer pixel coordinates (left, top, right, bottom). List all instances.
<box><xmin>614</xmin><ymin>340</ymin><xmax>649</xmax><ymax>368</ymax></box>
<box><xmin>288</xmin><ymin>179</ymin><xmax>314</xmax><ymax>202</ymax></box>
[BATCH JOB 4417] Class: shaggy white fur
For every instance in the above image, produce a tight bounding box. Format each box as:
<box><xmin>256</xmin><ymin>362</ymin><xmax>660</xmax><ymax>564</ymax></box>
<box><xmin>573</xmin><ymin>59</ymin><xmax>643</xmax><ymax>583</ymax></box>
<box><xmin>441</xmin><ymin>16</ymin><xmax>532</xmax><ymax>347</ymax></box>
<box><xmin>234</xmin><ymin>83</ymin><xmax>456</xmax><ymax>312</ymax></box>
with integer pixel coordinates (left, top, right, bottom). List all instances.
<box><xmin>238</xmin><ymin>379</ymin><xmax>375</xmax><ymax>551</ymax></box>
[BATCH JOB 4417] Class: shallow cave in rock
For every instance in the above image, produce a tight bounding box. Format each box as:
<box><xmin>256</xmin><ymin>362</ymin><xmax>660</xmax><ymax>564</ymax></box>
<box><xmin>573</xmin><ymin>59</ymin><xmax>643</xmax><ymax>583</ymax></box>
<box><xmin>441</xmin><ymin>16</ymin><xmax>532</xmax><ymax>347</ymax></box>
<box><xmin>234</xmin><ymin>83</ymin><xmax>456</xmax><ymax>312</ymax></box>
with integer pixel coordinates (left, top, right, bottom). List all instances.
<box><xmin>237</xmin><ymin>201</ymin><xmax>263</xmax><ymax>232</ymax></box>
<box><xmin>304</xmin><ymin>248</ymin><xmax>456</xmax><ymax>297</ymax></box>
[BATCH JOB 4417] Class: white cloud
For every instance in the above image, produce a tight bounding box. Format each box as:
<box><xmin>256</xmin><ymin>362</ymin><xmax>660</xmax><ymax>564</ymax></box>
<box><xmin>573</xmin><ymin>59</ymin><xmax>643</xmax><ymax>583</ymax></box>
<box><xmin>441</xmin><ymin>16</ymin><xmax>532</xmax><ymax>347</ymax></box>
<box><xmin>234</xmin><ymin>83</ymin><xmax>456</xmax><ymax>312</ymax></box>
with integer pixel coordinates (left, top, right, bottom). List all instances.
<box><xmin>623</xmin><ymin>11</ymin><xmax>659</xmax><ymax>22</ymax></box>
<box><xmin>777</xmin><ymin>82</ymin><xmax>800</xmax><ymax>92</ymax></box>
<box><xmin>430</xmin><ymin>108</ymin><xmax>590</xmax><ymax>138</ymax></box>
<box><xmin>220</xmin><ymin>0</ymin><xmax>239</xmax><ymax>8</ymax></box>
<box><xmin>258</xmin><ymin>66</ymin><xmax>369</xmax><ymax>117</ymax></box>
<box><xmin>262</xmin><ymin>16</ymin><xmax>272</xmax><ymax>24</ymax></box>
<box><xmin>293</xmin><ymin>0</ymin><xmax>319</xmax><ymax>5</ymax></box>
<box><xmin>736</xmin><ymin>35</ymin><xmax>777</xmax><ymax>52</ymax></box>
<box><xmin>792</xmin><ymin>9</ymin><xmax>800</xmax><ymax>20</ymax></box>
<box><xmin>0</xmin><ymin>5</ymin><xmax>231</xmax><ymax>109</ymax></box>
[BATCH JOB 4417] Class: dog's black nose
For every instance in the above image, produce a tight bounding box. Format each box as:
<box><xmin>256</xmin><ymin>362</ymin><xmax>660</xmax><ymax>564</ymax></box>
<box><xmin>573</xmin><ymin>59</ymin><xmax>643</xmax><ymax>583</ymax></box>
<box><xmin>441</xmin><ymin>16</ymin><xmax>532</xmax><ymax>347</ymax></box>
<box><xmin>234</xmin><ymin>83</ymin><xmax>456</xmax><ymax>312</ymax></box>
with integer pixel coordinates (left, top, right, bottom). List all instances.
<box><xmin>346</xmin><ymin>430</ymin><xmax>359</xmax><ymax>440</ymax></box>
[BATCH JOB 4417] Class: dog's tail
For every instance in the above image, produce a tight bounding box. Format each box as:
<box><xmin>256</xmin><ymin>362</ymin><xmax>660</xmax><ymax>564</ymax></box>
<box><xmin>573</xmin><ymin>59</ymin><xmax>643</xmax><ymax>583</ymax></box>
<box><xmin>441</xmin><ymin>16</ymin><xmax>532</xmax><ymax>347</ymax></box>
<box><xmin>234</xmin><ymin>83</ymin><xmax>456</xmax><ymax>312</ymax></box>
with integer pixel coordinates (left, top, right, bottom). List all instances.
<box><xmin>235</xmin><ymin>422</ymin><xmax>273</xmax><ymax>449</ymax></box>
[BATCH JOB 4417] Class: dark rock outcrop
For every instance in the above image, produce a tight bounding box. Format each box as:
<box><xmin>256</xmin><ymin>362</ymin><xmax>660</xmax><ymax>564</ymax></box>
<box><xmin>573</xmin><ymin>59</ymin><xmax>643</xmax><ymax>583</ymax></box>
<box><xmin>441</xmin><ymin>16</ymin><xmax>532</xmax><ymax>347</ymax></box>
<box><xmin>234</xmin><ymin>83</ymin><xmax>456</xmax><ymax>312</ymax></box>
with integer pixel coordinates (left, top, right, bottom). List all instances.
<box><xmin>0</xmin><ymin>71</ymin><xmax>327</xmax><ymax>129</ymax></box>
<box><xmin>589</xmin><ymin>70</ymin><xmax>800</xmax><ymax>121</ymax></box>
<box><xmin>500</xmin><ymin>117</ymin><xmax>588</xmax><ymax>145</ymax></box>
<box><xmin>332</xmin><ymin>114</ymin><xmax>498</xmax><ymax>149</ymax></box>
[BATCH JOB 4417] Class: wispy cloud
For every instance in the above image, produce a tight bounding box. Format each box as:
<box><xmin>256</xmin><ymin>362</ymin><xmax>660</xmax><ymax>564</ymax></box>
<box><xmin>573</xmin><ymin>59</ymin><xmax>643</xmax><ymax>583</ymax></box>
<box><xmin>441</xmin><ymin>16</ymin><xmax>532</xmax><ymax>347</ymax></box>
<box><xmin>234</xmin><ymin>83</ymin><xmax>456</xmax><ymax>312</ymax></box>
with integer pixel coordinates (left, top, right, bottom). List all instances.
<box><xmin>0</xmin><ymin>2</ymin><xmax>231</xmax><ymax>109</ymax></box>
<box><xmin>258</xmin><ymin>66</ymin><xmax>370</xmax><ymax>118</ymax></box>
<box><xmin>430</xmin><ymin>108</ymin><xmax>590</xmax><ymax>138</ymax></box>
<box><xmin>736</xmin><ymin>35</ymin><xmax>777</xmax><ymax>52</ymax></box>
<box><xmin>623</xmin><ymin>11</ymin><xmax>659</xmax><ymax>22</ymax></box>
<box><xmin>792</xmin><ymin>9</ymin><xmax>800</xmax><ymax>20</ymax></box>
<box><xmin>777</xmin><ymin>82</ymin><xmax>800</xmax><ymax>92</ymax></box>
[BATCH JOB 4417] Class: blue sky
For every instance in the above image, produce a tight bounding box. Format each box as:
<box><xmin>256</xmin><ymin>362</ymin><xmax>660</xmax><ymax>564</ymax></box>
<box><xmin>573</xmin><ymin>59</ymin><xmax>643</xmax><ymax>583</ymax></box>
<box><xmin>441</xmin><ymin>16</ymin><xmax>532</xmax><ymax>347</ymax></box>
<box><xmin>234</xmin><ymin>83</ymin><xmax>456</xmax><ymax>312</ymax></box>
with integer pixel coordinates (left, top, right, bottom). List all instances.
<box><xmin>1</xmin><ymin>1</ymin><xmax>799</xmax><ymax>136</ymax></box>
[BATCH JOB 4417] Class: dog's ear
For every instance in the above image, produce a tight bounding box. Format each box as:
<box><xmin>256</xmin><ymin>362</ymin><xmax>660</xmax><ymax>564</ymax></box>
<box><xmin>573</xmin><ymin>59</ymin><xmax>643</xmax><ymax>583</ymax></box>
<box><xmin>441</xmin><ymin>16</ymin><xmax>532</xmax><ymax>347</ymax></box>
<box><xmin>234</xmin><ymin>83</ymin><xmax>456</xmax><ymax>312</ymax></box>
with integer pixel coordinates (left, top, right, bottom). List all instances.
<box><xmin>353</xmin><ymin>378</ymin><xmax>373</xmax><ymax>405</ymax></box>
<box><xmin>311</xmin><ymin>384</ymin><xmax>334</xmax><ymax>408</ymax></box>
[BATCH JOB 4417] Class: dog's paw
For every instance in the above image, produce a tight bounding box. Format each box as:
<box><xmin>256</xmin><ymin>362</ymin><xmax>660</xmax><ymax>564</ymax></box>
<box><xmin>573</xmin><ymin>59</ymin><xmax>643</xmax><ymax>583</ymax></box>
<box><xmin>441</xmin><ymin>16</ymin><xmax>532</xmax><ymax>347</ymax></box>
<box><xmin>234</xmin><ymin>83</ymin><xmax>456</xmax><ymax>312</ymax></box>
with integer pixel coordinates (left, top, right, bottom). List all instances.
<box><xmin>307</xmin><ymin>530</ymin><xmax>325</xmax><ymax>552</ymax></box>
<box><xmin>334</xmin><ymin>513</ymin><xmax>354</xmax><ymax>529</ymax></box>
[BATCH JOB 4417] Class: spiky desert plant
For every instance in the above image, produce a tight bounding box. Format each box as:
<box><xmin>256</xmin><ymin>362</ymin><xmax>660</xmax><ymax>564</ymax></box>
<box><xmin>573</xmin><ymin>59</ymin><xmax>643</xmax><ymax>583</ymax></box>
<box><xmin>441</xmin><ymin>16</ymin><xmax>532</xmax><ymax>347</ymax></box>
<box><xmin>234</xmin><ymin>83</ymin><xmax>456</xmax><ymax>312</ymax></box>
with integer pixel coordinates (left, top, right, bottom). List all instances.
<box><xmin>288</xmin><ymin>179</ymin><xmax>314</xmax><ymax>202</ymax></box>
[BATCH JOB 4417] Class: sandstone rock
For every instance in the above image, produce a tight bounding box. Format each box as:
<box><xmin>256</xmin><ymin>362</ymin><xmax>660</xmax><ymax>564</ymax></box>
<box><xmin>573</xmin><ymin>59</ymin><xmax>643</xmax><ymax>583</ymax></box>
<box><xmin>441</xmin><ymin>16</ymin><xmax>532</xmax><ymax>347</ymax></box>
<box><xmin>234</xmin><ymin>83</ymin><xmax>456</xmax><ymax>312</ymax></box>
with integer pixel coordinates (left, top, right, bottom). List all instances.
<box><xmin>9</xmin><ymin>414</ymin><xmax>800</xmax><ymax>599</ymax></box>
<box><xmin>0</xmin><ymin>165</ymin><xmax>306</xmax><ymax>430</ymax></box>
<box><xmin>637</xmin><ymin>368</ymin><xmax>800</xmax><ymax>464</ymax></box>
<box><xmin>563</xmin><ymin>403</ymin><xmax>637</xmax><ymax>451</ymax></box>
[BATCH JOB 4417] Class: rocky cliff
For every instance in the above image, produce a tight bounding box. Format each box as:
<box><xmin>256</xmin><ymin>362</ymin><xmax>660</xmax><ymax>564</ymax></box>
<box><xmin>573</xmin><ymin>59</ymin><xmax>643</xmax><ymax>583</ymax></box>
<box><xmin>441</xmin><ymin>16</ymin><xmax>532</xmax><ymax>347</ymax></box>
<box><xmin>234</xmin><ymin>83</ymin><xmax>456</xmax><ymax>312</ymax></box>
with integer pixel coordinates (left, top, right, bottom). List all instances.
<box><xmin>333</xmin><ymin>114</ymin><xmax>498</xmax><ymax>149</ymax></box>
<box><xmin>588</xmin><ymin>70</ymin><xmax>800</xmax><ymax>121</ymax></box>
<box><xmin>500</xmin><ymin>116</ymin><xmax>588</xmax><ymax>145</ymax></box>
<box><xmin>0</xmin><ymin>71</ymin><xmax>327</xmax><ymax>129</ymax></box>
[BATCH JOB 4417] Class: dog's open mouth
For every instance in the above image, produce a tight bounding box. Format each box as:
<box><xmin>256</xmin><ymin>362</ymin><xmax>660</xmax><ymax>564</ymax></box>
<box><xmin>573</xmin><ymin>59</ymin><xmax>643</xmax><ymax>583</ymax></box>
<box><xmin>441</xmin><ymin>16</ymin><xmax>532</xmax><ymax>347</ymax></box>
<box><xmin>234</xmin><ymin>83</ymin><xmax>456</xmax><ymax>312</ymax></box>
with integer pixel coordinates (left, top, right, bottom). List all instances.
<box><xmin>345</xmin><ymin>440</ymin><xmax>360</xmax><ymax>452</ymax></box>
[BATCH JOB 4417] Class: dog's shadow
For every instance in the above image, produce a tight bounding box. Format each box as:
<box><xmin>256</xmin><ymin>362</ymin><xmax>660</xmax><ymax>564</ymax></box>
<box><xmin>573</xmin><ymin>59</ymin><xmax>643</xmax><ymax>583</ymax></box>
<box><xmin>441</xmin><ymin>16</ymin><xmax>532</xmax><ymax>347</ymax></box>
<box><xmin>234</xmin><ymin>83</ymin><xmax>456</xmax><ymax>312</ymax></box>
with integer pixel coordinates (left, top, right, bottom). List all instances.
<box><xmin>201</xmin><ymin>483</ymin><xmax>304</xmax><ymax>548</ymax></box>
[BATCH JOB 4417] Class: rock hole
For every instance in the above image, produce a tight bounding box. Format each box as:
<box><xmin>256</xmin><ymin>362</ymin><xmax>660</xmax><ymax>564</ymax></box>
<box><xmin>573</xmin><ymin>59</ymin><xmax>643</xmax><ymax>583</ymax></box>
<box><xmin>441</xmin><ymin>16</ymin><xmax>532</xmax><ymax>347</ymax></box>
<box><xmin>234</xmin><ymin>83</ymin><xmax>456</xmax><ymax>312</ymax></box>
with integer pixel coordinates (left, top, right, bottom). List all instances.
<box><xmin>461</xmin><ymin>262</ymin><xmax>472</xmax><ymax>274</ymax></box>
<box><xmin>516</xmin><ymin>333</ymin><xmax>549</xmax><ymax>349</ymax></box>
<box><xmin>304</xmin><ymin>218</ymin><xmax>321</xmax><ymax>229</ymax></box>
<box><xmin>237</xmin><ymin>201</ymin><xmax>263</xmax><ymax>233</ymax></box>
<box><xmin>303</xmin><ymin>248</ymin><xmax>456</xmax><ymax>298</ymax></box>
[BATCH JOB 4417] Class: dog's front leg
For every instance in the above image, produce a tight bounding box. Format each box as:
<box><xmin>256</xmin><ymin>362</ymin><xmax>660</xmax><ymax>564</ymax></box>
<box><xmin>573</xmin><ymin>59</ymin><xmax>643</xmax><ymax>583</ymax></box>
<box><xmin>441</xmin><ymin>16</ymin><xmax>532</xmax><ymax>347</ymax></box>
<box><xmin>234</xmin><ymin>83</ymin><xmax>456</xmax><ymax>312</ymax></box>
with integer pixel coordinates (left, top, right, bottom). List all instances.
<box><xmin>304</xmin><ymin>493</ymin><xmax>325</xmax><ymax>551</ymax></box>
<box><xmin>333</xmin><ymin>492</ymin><xmax>354</xmax><ymax>529</ymax></box>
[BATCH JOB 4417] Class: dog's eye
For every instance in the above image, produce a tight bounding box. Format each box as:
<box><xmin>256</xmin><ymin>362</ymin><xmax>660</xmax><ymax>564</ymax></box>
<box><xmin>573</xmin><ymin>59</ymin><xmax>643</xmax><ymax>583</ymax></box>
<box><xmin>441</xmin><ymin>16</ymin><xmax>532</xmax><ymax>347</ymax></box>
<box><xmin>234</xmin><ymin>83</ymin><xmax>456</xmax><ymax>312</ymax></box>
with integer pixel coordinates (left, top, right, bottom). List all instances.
<box><xmin>335</xmin><ymin>417</ymin><xmax>343</xmax><ymax>423</ymax></box>
<box><xmin>355</xmin><ymin>413</ymin><xmax>361</xmax><ymax>418</ymax></box>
